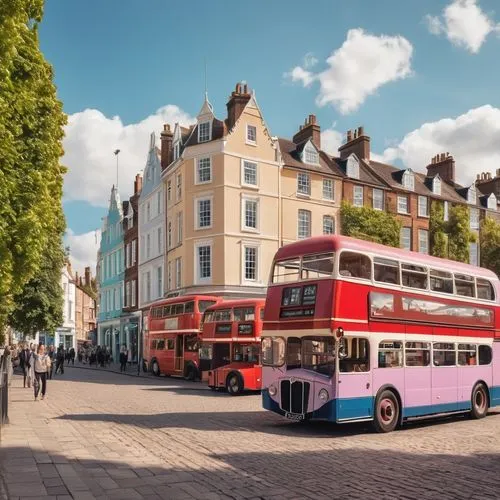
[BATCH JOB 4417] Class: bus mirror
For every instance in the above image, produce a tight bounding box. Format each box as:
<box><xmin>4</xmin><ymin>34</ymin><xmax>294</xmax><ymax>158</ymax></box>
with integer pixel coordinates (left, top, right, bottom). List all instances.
<box><xmin>338</xmin><ymin>338</ymin><xmax>347</xmax><ymax>359</ymax></box>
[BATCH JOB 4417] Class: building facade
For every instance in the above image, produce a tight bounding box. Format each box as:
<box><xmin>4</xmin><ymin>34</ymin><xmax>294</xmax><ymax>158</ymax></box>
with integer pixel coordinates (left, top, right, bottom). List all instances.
<box><xmin>97</xmin><ymin>185</ymin><xmax>125</xmax><ymax>356</ymax></box>
<box><xmin>75</xmin><ymin>267</ymin><xmax>97</xmax><ymax>347</ymax></box>
<box><xmin>122</xmin><ymin>174</ymin><xmax>142</xmax><ymax>361</ymax></box>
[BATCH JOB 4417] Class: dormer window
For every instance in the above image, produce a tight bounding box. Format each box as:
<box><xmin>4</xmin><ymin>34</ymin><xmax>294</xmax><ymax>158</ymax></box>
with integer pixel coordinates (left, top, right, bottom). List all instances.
<box><xmin>198</xmin><ymin>121</ymin><xmax>211</xmax><ymax>143</ymax></box>
<box><xmin>467</xmin><ymin>185</ymin><xmax>476</xmax><ymax>205</ymax></box>
<box><xmin>402</xmin><ymin>170</ymin><xmax>415</xmax><ymax>191</ymax></box>
<box><xmin>173</xmin><ymin>142</ymin><xmax>180</xmax><ymax>161</ymax></box>
<box><xmin>433</xmin><ymin>176</ymin><xmax>441</xmax><ymax>196</ymax></box>
<box><xmin>303</xmin><ymin>142</ymin><xmax>319</xmax><ymax>165</ymax></box>
<box><xmin>346</xmin><ymin>155</ymin><xmax>359</xmax><ymax>179</ymax></box>
<box><xmin>487</xmin><ymin>193</ymin><xmax>497</xmax><ymax>210</ymax></box>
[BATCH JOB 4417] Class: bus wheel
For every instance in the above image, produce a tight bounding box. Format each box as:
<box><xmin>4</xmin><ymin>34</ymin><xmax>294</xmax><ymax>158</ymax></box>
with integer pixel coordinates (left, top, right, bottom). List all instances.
<box><xmin>152</xmin><ymin>360</ymin><xmax>160</xmax><ymax>377</ymax></box>
<box><xmin>142</xmin><ymin>361</ymin><xmax>148</xmax><ymax>373</ymax></box>
<box><xmin>373</xmin><ymin>390</ymin><xmax>399</xmax><ymax>433</ymax></box>
<box><xmin>471</xmin><ymin>383</ymin><xmax>488</xmax><ymax>419</ymax></box>
<box><xmin>226</xmin><ymin>372</ymin><xmax>244</xmax><ymax>396</ymax></box>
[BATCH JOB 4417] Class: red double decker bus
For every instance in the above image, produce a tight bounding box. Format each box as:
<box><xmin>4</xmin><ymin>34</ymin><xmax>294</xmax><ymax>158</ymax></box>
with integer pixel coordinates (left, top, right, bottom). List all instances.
<box><xmin>145</xmin><ymin>295</ymin><xmax>220</xmax><ymax>380</ymax></box>
<box><xmin>199</xmin><ymin>299</ymin><xmax>265</xmax><ymax>395</ymax></box>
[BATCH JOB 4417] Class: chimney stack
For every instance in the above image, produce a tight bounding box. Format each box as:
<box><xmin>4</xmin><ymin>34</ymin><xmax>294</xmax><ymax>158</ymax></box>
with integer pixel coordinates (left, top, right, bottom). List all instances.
<box><xmin>497</xmin><ymin>168</ymin><xmax>500</xmax><ymax>178</ymax></box>
<box><xmin>134</xmin><ymin>173</ymin><xmax>143</xmax><ymax>194</ymax></box>
<box><xmin>226</xmin><ymin>82</ymin><xmax>252</xmax><ymax>130</ymax></box>
<box><xmin>292</xmin><ymin>114</ymin><xmax>321</xmax><ymax>150</ymax></box>
<box><xmin>84</xmin><ymin>266</ymin><xmax>91</xmax><ymax>287</ymax></box>
<box><xmin>426</xmin><ymin>152</ymin><xmax>455</xmax><ymax>184</ymax></box>
<box><xmin>160</xmin><ymin>124</ymin><xmax>174</xmax><ymax>171</ymax></box>
<box><xmin>338</xmin><ymin>126</ymin><xmax>370</xmax><ymax>160</ymax></box>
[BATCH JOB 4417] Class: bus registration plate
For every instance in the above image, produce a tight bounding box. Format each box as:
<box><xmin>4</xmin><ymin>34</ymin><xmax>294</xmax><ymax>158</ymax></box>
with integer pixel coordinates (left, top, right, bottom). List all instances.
<box><xmin>285</xmin><ymin>412</ymin><xmax>304</xmax><ymax>421</ymax></box>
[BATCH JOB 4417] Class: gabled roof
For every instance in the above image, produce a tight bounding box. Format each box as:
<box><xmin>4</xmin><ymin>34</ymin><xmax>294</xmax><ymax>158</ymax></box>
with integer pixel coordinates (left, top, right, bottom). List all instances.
<box><xmin>333</xmin><ymin>156</ymin><xmax>387</xmax><ymax>188</ymax></box>
<box><xmin>183</xmin><ymin>118</ymin><xmax>226</xmax><ymax>148</ymax></box>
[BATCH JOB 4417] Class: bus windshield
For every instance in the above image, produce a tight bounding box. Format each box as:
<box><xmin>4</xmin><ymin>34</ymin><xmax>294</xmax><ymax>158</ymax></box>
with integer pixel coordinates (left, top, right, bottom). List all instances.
<box><xmin>272</xmin><ymin>253</ymin><xmax>334</xmax><ymax>283</ymax></box>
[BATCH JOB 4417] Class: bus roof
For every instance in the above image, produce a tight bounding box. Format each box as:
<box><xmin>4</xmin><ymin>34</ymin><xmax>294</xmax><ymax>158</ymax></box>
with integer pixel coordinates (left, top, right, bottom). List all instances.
<box><xmin>274</xmin><ymin>235</ymin><xmax>499</xmax><ymax>281</ymax></box>
<box><xmin>205</xmin><ymin>298</ymin><xmax>266</xmax><ymax>311</ymax></box>
<box><xmin>150</xmin><ymin>295</ymin><xmax>221</xmax><ymax>308</ymax></box>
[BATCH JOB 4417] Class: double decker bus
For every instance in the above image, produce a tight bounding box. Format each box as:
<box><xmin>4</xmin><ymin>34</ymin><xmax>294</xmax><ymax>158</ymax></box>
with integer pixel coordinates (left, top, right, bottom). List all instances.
<box><xmin>145</xmin><ymin>295</ymin><xmax>220</xmax><ymax>380</ymax></box>
<box><xmin>261</xmin><ymin>235</ymin><xmax>500</xmax><ymax>432</ymax></box>
<box><xmin>200</xmin><ymin>299</ymin><xmax>265</xmax><ymax>395</ymax></box>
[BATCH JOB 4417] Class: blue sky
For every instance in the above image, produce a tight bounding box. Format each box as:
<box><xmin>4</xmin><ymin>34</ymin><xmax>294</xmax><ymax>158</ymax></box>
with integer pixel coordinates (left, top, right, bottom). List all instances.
<box><xmin>38</xmin><ymin>0</ymin><xmax>500</xmax><ymax>271</ymax></box>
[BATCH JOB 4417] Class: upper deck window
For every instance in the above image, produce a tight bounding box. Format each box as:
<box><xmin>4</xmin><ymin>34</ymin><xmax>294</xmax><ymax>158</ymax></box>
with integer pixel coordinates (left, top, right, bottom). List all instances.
<box><xmin>339</xmin><ymin>252</ymin><xmax>371</xmax><ymax>280</ymax></box>
<box><xmin>477</xmin><ymin>278</ymin><xmax>495</xmax><ymax>301</ymax></box>
<box><xmin>455</xmin><ymin>274</ymin><xmax>475</xmax><ymax>297</ymax></box>
<box><xmin>374</xmin><ymin>257</ymin><xmax>400</xmax><ymax>285</ymax></box>
<box><xmin>402</xmin><ymin>263</ymin><xmax>427</xmax><ymax>290</ymax></box>
<box><xmin>214</xmin><ymin>309</ymin><xmax>232</xmax><ymax>322</ymax></box>
<box><xmin>199</xmin><ymin>300</ymin><xmax>217</xmax><ymax>313</ymax></box>
<box><xmin>234</xmin><ymin>307</ymin><xmax>255</xmax><ymax>321</ymax></box>
<box><xmin>301</xmin><ymin>253</ymin><xmax>334</xmax><ymax>280</ymax></box>
<box><xmin>185</xmin><ymin>301</ymin><xmax>195</xmax><ymax>313</ymax></box>
<box><xmin>430</xmin><ymin>269</ymin><xmax>453</xmax><ymax>294</ymax></box>
<box><xmin>272</xmin><ymin>258</ymin><xmax>301</xmax><ymax>283</ymax></box>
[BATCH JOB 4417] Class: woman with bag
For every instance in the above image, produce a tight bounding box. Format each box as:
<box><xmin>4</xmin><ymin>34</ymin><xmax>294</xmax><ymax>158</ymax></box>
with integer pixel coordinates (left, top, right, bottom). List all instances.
<box><xmin>30</xmin><ymin>344</ymin><xmax>51</xmax><ymax>401</ymax></box>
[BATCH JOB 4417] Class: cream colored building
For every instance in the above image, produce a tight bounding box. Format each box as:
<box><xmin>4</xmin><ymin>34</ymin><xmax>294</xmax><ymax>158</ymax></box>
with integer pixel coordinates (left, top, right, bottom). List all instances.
<box><xmin>161</xmin><ymin>83</ymin><xmax>343</xmax><ymax>298</ymax></box>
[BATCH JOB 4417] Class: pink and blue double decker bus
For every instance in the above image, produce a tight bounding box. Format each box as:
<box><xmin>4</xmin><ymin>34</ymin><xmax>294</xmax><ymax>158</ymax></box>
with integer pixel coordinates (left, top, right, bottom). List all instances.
<box><xmin>261</xmin><ymin>235</ymin><xmax>500</xmax><ymax>432</ymax></box>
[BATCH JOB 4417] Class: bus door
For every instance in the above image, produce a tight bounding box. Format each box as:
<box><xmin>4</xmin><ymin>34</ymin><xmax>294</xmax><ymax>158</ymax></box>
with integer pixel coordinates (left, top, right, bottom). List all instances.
<box><xmin>336</xmin><ymin>337</ymin><xmax>373</xmax><ymax>421</ymax></box>
<box><xmin>174</xmin><ymin>334</ymin><xmax>184</xmax><ymax>372</ymax></box>
<box><xmin>213</xmin><ymin>343</ymin><xmax>230</xmax><ymax>369</ymax></box>
<box><xmin>431</xmin><ymin>342</ymin><xmax>458</xmax><ymax>412</ymax></box>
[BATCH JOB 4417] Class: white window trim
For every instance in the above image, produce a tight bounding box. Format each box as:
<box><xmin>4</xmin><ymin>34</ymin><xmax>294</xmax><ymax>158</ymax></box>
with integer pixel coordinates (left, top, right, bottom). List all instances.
<box><xmin>433</xmin><ymin>177</ymin><xmax>441</xmax><ymax>196</ymax></box>
<box><xmin>470</xmin><ymin>207</ymin><xmax>480</xmax><ymax>230</ymax></box>
<box><xmin>353</xmin><ymin>185</ymin><xmax>364</xmax><ymax>207</ymax></box>
<box><xmin>246</xmin><ymin>124</ymin><xmax>257</xmax><ymax>146</ymax></box>
<box><xmin>194</xmin><ymin>239</ymin><xmax>213</xmax><ymax>284</ymax></box>
<box><xmin>322</xmin><ymin>178</ymin><xmax>334</xmax><ymax>201</ymax></box>
<box><xmin>241</xmin><ymin>195</ymin><xmax>260</xmax><ymax>233</ymax></box>
<box><xmin>400</xmin><ymin>227</ymin><xmax>411</xmax><ymax>250</ymax></box>
<box><xmin>195</xmin><ymin>156</ymin><xmax>212</xmax><ymax>185</ymax></box>
<box><xmin>373</xmin><ymin>188</ymin><xmax>384</xmax><ymax>210</ymax></box>
<box><xmin>418</xmin><ymin>229</ymin><xmax>429</xmax><ymax>254</ymax></box>
<box><xmin>302</xmin><ymin>141</ymin><xmax>319</xmax><ymax>166</ymax></box>
<box><xmin>322</xmin><ymin>215</ymin><xmax>335</xmax><ymax>235</ymax></box>
<box><xmin>240</xmin><ymin>159</ymin><xmax>259</xmax><ymax>189</ymax></box>
<box><xmin>194</xmin><ymin>195</ymin><xmax>213</xmax><ymax>230</ymax></box>
<box><xmin>198</xmin><ymin>120</ymin><xmax>212</xmax><ymax>143</ymax></box>
<box><xmin>402</xmin><ymin>170</ymin><xmax>415</xmax><ymax>191</ymax></box>
<box><xmin>297</xmin><ymin>209</ymin><xmax>312</xmax><ymax>240</ymax></box>
<box><xmin>443</xmin><ymin>201</ymin><xmax>449</xmax><ymax>222</ymax></box>
<box><xmin>487</xmin><ymin>193</ymin><xmax>497</xmax><ymax>211</ymax></box>
<box><xmin>177</xmin><ymin>212</ymin><xmax>183</xmax><ymax>244</ymax></box>
<box><xmin>397</xmin><ymin>195</ymin><xmax>409</xmax><ymax>214</ymax></box>
<box><xmin>297</xmin><ymin>172</ymin><xmax>311</xmax><ymax>197</ymax></box>
<box><xmin>241</xmin><ymin>241</ymin><xmax>261</xmax><ymax>284</ymax></box>
<box><xmin>418</xmin><ymin>195</ymin><xmax>429</xmax><ymax>218</ymax></box>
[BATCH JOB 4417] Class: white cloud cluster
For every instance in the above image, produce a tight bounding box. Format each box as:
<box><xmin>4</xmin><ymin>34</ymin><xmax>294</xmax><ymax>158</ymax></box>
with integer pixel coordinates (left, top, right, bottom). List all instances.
<box><xmin>320</xmin><ymin>127</ymin><xmax>343</xmax><ymax>155</ymax></box>
<box><xmin>286</xmin><ymin>29</ymin><xmax>413</xmax><ymax>114</ymax></box>
<box><xmin>65</xmin><ymin>229</ymin><xmax>101</xmax><ymax>276</ymax></box>
<box><xmin>380</xmin><ymin>105</ymin><xmax>500</xmax><ymax>186</ymax></box>
<box><xmin>63</xmin><ymin>105</ymin><xmax>195</xmax><ymax>207</ymax></box>
<box><xmin>425</xmin><ymin>0</ymin><xmax>500</xmax><ymax>53</ymax></box>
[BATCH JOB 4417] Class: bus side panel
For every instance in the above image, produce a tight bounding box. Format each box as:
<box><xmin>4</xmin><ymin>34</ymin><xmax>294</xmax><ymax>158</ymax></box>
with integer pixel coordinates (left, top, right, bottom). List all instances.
<box><xmin>372</xmin><ymin>367</ymin><xmax>405</xmax><ymax>408</ymax></box>
<box><xmin>492</xmin><ymin>342</ymin><xmax>500</xmax><ymax>407</ymax></box>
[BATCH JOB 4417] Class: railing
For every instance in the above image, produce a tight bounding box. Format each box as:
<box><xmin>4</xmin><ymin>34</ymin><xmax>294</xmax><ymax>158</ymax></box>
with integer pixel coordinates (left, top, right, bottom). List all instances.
<box><xmin>0</xmin><ymin>354</ymin><xmax>10</xmax><ymax>432</ymax></box>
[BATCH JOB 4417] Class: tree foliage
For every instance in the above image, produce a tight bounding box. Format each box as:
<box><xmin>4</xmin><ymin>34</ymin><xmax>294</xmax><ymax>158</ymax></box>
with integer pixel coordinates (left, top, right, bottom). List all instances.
<box><xmin>0</xmin><ymin>0</ymin><xmax>67</xmax><ymax>340</ymax></box>
<box><xmin>429</xmin><ymin>200</ymin><xmax>448</xmax><ymax>258</ymax></box>
<box><xmin>340</xmin><ymin>201</ymin><xmax>401</xmax><ymax>247</ymax></box>
<box><xmin>480</xmin><ymin>217</ymin><xmax>500</xmax><ymax>276</ymax></box>
<box><xmin>447</xmin><ymin>204</ymin><xmax>476</xmax><ymax>264</ymax></box>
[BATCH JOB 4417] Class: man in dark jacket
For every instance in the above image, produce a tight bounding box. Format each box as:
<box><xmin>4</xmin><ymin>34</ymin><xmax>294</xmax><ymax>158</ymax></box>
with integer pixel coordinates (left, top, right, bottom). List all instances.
<box><xmin>47</xmin><ymin>345</ymin><xmax>55</xmax><ymax>380</ymax></box>
<box><xmin>19</xmin><ymin>344</ymin><xmax>32</xmax><ymax>388</ymax></box>
<box><xmin>55</xmin><ymin>345</ymin><xmax>65</xmax><ymax>375</ymax></box>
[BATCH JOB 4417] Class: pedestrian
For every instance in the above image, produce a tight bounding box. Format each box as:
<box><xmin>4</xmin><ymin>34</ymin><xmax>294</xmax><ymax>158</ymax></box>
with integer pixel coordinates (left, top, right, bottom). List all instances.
<box><xmin>119</xmin><ymin>344</ymin><xmax>127</xmax><ymax>372</ymax></box>
<box><xmin>19</xmin><ymin>343</ymin><xmax>32</xmax><ymax>388</ymax></box>
<box><xmin>30</xmin><ymin>344</ymin><xmax>51</xmax><ymax>401</ymax></box>
<box><xmin>47</xmin><ymin>345</ymin><xmax>55</xmax><ymax>380</ymax></box>
<box><xmin>55</xmin><ymin>345</ymin><xmax>65</xmax><ymax>375</ymax></box>
<box><xmin>69</xmin><ymin>347</ymin><xmax>75</xmax><ymax>365</ymax></box>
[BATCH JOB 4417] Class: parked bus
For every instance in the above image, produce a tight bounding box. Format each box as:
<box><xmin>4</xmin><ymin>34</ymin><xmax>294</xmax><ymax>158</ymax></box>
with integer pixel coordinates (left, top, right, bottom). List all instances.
<box><xmin>261</xmin><ymin>235</ymin><xmax>500</xmax><ymax>432</ymax></box>
<box><xmin>145</xmin><ymin>295</ymin><xmax>220</xmax><ymax>380</ymax></box>
<box><xmin>200</xmin><ymin>299</ymin><xmax>265</xmax><ymax>395</ymax></box>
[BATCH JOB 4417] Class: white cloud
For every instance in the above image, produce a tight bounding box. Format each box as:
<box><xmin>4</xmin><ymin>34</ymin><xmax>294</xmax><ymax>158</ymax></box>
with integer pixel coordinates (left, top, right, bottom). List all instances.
<box><xmin>285</xmin><ymin>28</ymin><xmax>413</xmax><ymax>114</ymax></box>
<box><xmin>303</xmin><ymin>52</ymin><xmax>318</xmax><ymax>69</ymax></box>
<box><xmin>320</xmin><ymin>127</ymin><xmax>343</xmax><ymax>155</ymax></box>
<box><xmin>65</xmin><ymin>229</ymin><xmax>101</xmax><ymax>276</ymax></box>
<box><xmin>425</xmin><ymin>0</ymin><xmax>500</xmax><ymax>54</ymax></box>
<box><xmin>379</xmin><ymin>105</ymin><xmax>500</xmax><ymax>186</ymax></box>
<box><xmin>63</xmin><ymin>105</ymin><xmax>195</xmax><ymax>207</ymax></box>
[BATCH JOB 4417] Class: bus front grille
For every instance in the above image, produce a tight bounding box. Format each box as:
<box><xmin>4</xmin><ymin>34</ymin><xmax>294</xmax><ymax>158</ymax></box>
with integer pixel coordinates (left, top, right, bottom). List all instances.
<box><xmin>280</xmin><ymin>379</ymin><xmax>310</xmax><ymax>414</ymax></box>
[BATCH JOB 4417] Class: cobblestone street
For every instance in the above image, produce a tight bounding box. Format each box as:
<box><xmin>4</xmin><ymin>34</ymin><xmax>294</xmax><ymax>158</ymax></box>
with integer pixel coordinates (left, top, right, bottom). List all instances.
<box><xmin>0</xmin><ymin>367</ymin><xmax>499</xmax><ymax>500</ymax></box>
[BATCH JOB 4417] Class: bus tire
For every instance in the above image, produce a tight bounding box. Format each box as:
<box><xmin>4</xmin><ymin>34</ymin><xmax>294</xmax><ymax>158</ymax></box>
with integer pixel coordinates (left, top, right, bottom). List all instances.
<box><xmin>226</xmin><ymin>372</ymin><xmax>244</xmax><ymax>396</ymax></box>
<box><xmin>373</xmin><ymin>390</ymin><xmax>400</xmax><ymax>433</ymax></box>
<box><xmin>151</xmin><ymin>359</ymin><xmax>160</xmax><ymax>377</ymax></box>
<box><xmin>142</xmin><ymin>360</ymin><xmax>148</xmax><ymax>373</ymax></box>
<box><xmin>470</xmin><ymin>383</ymin><xmax>488</xmax><ymax>419</ymax></box>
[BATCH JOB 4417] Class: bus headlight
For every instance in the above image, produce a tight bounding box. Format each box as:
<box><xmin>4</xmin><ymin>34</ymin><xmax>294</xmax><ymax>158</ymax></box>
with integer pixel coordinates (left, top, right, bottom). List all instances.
<box><xmin>318</xmin><ymin>389</ymin><xmax>329</xmax><ymax>402</ymax></box>
<box><xmin>268</xmin><ymin>385</ymin><xmax>277</xmax><ymax>396</ymax></box>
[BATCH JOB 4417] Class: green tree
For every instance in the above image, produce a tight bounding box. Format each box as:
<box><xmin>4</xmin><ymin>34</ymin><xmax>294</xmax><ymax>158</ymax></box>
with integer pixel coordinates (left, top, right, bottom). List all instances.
<box><xmin>447</xmin><ymin>204</ymin><xmax>476</xmax><ymax>264</ymax></box>
<box><xmin>340</xmin><ymin>201</ymin><xmax>401</xmax><ymax>247</ymax></box>
<box><xmin>480</xmin><ymin>216</ymin><xmax>500</xmax><ymax>276</ymax></box>
<box><xmin>429</xmin><ymin>200</ymin><xmax>448</xmax><ymax>258</ymax></box>
<box><xmin>0</xmin><ymin>0</ymin><xmax>67</xmax><ymax>340</ymax></box>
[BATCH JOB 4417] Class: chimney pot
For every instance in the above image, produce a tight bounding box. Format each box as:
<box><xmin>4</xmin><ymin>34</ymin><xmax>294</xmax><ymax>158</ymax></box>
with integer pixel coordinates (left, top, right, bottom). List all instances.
<box><xmin>347</xmin><ymin>130</ymin><xmax>353</xmax><ymax>142</ymax></box>
<box><xmin>477</xmin><ymin>174</ymin><xmax>481</xmax><ymax>181</ymax></box>
<box><xmin>358</xmin><ymin>126</ymin><xmax>364</xmax><ymax>136</ymax></box>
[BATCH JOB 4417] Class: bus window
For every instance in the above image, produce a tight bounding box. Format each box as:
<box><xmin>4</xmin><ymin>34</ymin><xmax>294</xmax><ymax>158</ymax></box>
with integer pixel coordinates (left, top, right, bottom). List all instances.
<box><xmin>185</xmin><ymin>301</ymin><xmax>195</xmax><ymax>313</ymax></box>
<box><xmin>184</xmin><ymin>334</ymin><xmax>199</xmax><ymax>352</ymax></box>
<box><xmin>273</xmin><ymin>259</ymin><xmax>301</xmax><ymax>283</ymax></box>
<box><xmin>433</xmin><ymin>343</ymin><xmax>456</xmax><ymax>366</ymax></box>
<box><xmin>286</xmin><ymin>338</ymin><xmax>302</xmax><ymax>369</ymax></box>
<box><xmin>402</xmin><ymin>263</ymin><xmax>428</xmax><ymax>290</ymax></box>
<box><xmin>478</xmin><ymin>345</ymin><xmax>492</xmax><ymax>365</ymax></box>
<box><xmin>301</xmin><ymin>253</ymin><xmax>334</xmax><ymax>280</ymax></box>
<box><xmin>167</xmin><ymin>339</ymin><xmax>175</xmax><ymax>350</ymax></box>
<box><xmin>215</xmin><ymin>309</ymin><xmax>231</xmax><ymax>322</ymax></box>
<box><xmin>302</xmin><ymin>337</ymin><xmax>335</xmax><ymax>376</ymax></box>
<box><xmin>204</xmin><ymin>311</ymin><xmax>215</xmax><ymax>323</ymax></box>
<box><xmin>173</xmin><ymin>304</ymin><xmax>184</xmax><ymax>315</ymax></box>
<box><xmin>339</xmin><ymin>337</ymin><xmax>369</xmax><ymax>372</ymax></box>
<box><xmin>457</xmin><ymin>344</ymin><xmax>477</xmax><ymax>366</ymax></box>
<box><xmin>430</xmin><ymin>269</ymin><xmax>453</xmax><ymax>294</ymax></box>
<box><xmin>156</xmin><ymin>339</ymin><xmax>165</xmax><ymax>350</ymax></box>
<box><xmin>233</xmin><ymin>344</ymin><xmax>259</xmax><ymax>363</ymax></box>
<box><xmin>163</xmin><ymin>305</ymin><xmax>171</xmax><ymax>317</ymax></box>
<box><xmin>199</xmin><ymin>300</ymin><xmax>218</xmax><ymax>313</ymax></box>
<box><xmin>199</xmin><ymin>345</ymin><xmax>213</xmax><ymax>361</ymax></box>
<box><xmin>405</xmin><ymin>342</ymin><xmax>430</xmax><ymax>367</ymax></box>
<box><xmin>374</xmin><ymin>258</ymin><xmax>400</xmax><ymax>285</ymax></box>
<box><xmin>378</xmin><ymin>341</ymin><xmax>403</xmax><ymax>368</ymax></box>
<box><xmin>234</xmin><ymin>307</ymin><xmax>255</xmax><ymax>321</ymax></box>
<box><xmin>455</xmin><ymin>274</ymin><xmax>475</xmax><ymax>297</ymax></box>
<box><xmin>260</xmin><ymin>308</ymin><xmax>264</xmax><ymax>320</ymax></box>
<box><xmin>339</xmin><ymin>252</ymin><xmax>371</xmax><ymax>280</ymax></box>
<box><xmin>150</xmin><ymin>340</ymin><xmax>157</xmax><ymax>349</ymax></box>
<box><xmin>477</xmin><ymin>278</ymin><xmax>495</xmax><ymax>301</ymax></box>
<box><xmin>262</xmin><ymin>337</ymin><xmax>285</xmax><ymax>366</ymax></box>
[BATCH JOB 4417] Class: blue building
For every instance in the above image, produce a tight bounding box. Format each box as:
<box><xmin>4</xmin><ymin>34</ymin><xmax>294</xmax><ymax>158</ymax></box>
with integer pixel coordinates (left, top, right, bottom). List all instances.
<box><xmin>97</xmin><ymin>186</ymin><xmax>125</xmax><ymax>356</ymax></box>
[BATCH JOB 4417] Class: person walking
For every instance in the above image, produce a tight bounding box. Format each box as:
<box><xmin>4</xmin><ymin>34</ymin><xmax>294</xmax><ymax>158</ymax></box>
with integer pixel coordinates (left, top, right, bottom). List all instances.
<box><xmin>19</xmin><ymin>343</ymin><xmax>32</xmax><ymax>388</ymax></box>
<box><xmin>55</xmin><ymin>345</ymin><xmax>65</xmax><ymax>375</ymax></box>
<box><xmin>119</xmin><ymin>344</ymin><xmax>127</xmax><ymax>372</ymax></box>
<box><xmin>30</xmin><ymin>344</ymin><xmax>51</xmax><ymax>401</ymax></box>
<box><xmin>47</xmin><ymin>345</ymin><xmax>55</xmax><ymax>380</ymax></box>
<box><xmin>69</xmin><ymin>347</ymin><xmax>75</xmax><ymax>365</ymax></box>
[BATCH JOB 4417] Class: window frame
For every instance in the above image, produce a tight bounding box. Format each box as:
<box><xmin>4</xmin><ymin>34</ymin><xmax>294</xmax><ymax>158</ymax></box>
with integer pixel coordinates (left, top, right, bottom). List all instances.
<box><xmin>242</xmin><ymin>244</ymin><xmax>259</xmax><ymax>282</ymax></box>
<box><xmin>297</xmin><ymin>172</ymin><xmax>311</xmax><ymax>196</ymax></box>
<box><xmin>322</xmin><ymin>215</ymin><xmax>335</xmax><ymax>235</ymax></box>
<box><xmin>198</xmin><ymin>120</ymin><xmax>211</xmax><ymax>143</ymax></box>
<box><xmin>195</xmin><ymin>240</ymin><xmax>213</xmax><ymax>283</ymax></box>
<box><xmin>418</xmin><ymin>229</ymin><xmax>429</xmax><ymax>254</ymax></box>
<box><xmin>196</xmin><ymin>157</ymin><xmax>212</xmax><ymax>185</ymax></box>
<box><xmin>353</xmin><ymin>185</ymin><xmax>364</xmax><ymax>207</ymax></box>
<box><xmin>322</xmin><ymin>178</ymin><xmax>334</xmax><ymax>201</ymax></box>
<box><xmin>297</xmin><ymin>209</ymin><xmax>312</xmax><ymax>239</ymax></box>
<box><xmin>418</xmin><ymin>195</ymin><xmax>429</xmax><ymax>217</ymax></box>
<box><xmin>397</xmin><ymin>195</ymin><xmax>409</xmax><ymax>214</ymax></box>
<box><xmin>246</xmin><ymin>124</ymin><xmax>257</xmax><ymax>145</ymax></box>
<box><xmin>241</xmin><ymin>160</ymin><xmax>258</xmax><ymax>188</ymax></box>
<box><xmin>195</xmin><ymin>196</ymin><xmax>213</xmax><ymax>230</ymax></box>
<box><xmin>373</xmin><ymin>188</ymin><xmax>384</xmax><ymax>210</ymax></box>
<box><xmin>241</xmin><ymin>195</ymin><xmax>259</xmax><ymax>232</ymax></box>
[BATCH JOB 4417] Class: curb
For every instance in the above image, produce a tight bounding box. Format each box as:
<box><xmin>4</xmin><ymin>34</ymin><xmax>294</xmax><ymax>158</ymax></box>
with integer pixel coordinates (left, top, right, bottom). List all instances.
<box><xmin>65</xmin><ymin>363</ymin><xmax>151</xmax><ymax>379</ymax></box>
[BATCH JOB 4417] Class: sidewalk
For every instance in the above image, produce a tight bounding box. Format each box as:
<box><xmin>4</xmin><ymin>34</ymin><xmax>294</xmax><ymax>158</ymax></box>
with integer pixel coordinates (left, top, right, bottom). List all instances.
<box><xmin>66</xmin><ymin>362</ymin><xmax>152</xmax><ymax>380</ymax></box>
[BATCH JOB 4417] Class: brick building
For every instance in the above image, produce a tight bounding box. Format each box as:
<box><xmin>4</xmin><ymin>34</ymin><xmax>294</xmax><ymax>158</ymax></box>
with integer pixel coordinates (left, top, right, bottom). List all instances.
<box><xmin>74</xmin><ymin>267</ymin><xmax>97</xmax><ymax>347</ymax></box>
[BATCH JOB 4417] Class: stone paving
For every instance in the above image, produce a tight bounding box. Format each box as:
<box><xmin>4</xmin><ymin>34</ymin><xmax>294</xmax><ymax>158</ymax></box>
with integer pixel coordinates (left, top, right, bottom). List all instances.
<box><xmin>0</xmin><ymin>366</ymin><xmax>499</xmax><ymax>500</ymax></box>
